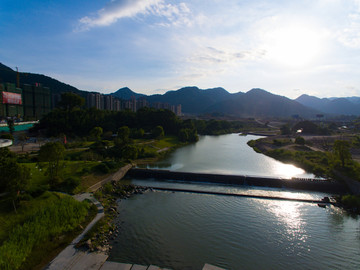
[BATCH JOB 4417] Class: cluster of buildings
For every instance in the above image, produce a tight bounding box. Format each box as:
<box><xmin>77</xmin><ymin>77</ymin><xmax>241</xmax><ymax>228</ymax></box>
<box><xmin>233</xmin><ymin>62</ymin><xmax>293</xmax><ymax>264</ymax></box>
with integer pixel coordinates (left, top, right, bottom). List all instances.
<box><xmin>85</xmin><ymin>92</ymin><xmax>182</xmax><ymax>116</ymax></box>
<box><xmin>0</xmin><ymin>82</ymin><xmax>182</xmax><ymax>122</ymax></box>
<box><xmin>0</xmin><ymin>82</ymin><xmax>51</xmax><ymax>121</ymax></box>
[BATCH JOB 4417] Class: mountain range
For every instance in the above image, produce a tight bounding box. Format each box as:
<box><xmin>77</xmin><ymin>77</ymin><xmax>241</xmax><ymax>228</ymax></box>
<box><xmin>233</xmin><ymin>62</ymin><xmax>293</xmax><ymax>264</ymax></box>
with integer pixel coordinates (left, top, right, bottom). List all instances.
<box><xmin>1</xmin><ymin>62</ymin><xmax>359</xmax><ymax>118</ymax></box>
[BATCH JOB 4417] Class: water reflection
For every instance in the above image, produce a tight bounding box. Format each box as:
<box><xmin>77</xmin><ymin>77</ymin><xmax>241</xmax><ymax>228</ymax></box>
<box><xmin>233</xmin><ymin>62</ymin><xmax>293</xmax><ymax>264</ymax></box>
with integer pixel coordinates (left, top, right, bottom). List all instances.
<box><xmin>274</xmin><ymin>163</ymin><xmax>306</xmax><ymax>179</ymax></box>
<box><xmin>110</xmin><ymin>190</ymin><xmax>360</xmax><ymax>270</ymax></box>
<box><xmin>146</xmin><ymin>134</ymin><xmax>315</xmax><ymax>179</ymax></box>
<box><xmin>265</xmin><ymin>200</ymin><xmax>306</xmax><ymax>237</ymax></box>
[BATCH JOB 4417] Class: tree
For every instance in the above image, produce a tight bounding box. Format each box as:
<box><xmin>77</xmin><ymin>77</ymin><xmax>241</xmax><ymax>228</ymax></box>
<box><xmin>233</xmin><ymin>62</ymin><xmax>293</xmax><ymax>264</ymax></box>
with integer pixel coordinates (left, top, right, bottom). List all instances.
<box><xmin>118</xmin><ymin>126</ymin><xmax>130</xmax><ymax>141</ymax></box>
<box><xmin>121</xmin><ymin>145</ymin><xmax>138</xmax><ymax>160</ymax></box>
<box><xmin>90</xmin><ymin>126</ymin><xmax>103</xmax><ymax>141</ymax></box>
<box><xmin>115</xmin><ymin>126</ymin><xmax>131</xmax><ymax>147</ymax></box>
<box><xmin>0</xmin><ymin>148</ymin><xmax>30</xmax><ymax>213</ymax></box>
<box><xmin>152</xmin><ymin>125</ymin><xmax>164</xmax><ymax>139</ymax></box>
<box><xmin>18</xmin><ymin>133</ymin><xmax>28</xmax><ymax>152</ymax></box>
<box><xmin>38</xmin><ymin>142</ymin><xmax>65</xmax><ymax>187</ymax></box>
<box><xmin>58</xmin><ymin>92</ymin><xmax>85</xmax><ymax>111</ymax></box>
<box><xmin>295</xmin><ymin>136</ymin><xmax>305</xmax><ymax>145</ymax></box>
<box><xmin>7</xmin><ymin>119</ymin><xmax>15</xmax><ymax>134</ymax></box>
<box><xmin>333</xmin><ymin>140</ymin><xmax>351</xmax><ymax>168</ymax></box>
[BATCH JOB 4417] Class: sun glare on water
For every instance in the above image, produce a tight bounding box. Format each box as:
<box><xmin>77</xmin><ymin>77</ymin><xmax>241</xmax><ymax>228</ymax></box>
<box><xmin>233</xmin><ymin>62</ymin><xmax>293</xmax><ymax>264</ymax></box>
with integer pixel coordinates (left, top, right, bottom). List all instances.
<box><xmin>264</xmin><ymin>25</ymin><xmax>323</xmax><ymax>67</ymax></box>
<box><xmin>275</xmin><ymin>162</ymin><xmax>306</xmax><ymax>179</ymax></box>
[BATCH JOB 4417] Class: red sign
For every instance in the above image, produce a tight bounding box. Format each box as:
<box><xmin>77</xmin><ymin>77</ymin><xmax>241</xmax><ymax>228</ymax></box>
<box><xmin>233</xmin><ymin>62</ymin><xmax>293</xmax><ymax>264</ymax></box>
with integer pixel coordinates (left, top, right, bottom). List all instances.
<box><xmin>2</xmin><ymin>92</ymin><xmax>22</xmax><ymax>105</ymax></box>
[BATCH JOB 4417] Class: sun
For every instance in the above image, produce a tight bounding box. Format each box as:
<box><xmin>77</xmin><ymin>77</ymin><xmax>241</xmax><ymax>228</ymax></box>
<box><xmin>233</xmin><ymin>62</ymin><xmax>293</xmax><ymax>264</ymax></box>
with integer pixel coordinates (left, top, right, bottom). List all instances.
<box><xmin>263</xmin><ymin>25</ymin><xmax>323</xmax><ymax>67</ymax></box>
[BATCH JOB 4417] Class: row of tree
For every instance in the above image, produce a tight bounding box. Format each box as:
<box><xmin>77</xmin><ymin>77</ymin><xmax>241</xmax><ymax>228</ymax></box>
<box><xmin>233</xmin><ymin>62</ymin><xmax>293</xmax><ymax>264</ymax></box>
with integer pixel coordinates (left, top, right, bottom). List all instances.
<box><xmin>33</xmin><ymin>92</ymin><xmax>247</xmax><ymax>141</ymax></box>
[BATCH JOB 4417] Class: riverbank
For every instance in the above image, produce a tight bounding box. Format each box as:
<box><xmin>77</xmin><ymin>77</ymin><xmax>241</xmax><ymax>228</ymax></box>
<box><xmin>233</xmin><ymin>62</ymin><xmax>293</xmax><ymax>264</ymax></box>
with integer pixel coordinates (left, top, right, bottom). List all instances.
<box><xmin>44</xmin><ymin>193</ymin><xmax>106</xmax><ymax>270</ymax></box>
<box><xmin>77</xmin><ymin>182</ymin><xmax>150</xmax><ymax>253</ymax></box>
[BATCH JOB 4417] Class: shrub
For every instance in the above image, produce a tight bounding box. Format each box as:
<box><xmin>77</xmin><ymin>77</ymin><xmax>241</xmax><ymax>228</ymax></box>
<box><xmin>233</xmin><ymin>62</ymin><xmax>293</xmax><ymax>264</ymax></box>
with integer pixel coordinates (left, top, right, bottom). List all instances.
<box><xmin>93</xmin><ymin>163</ymin><xmax>110</xmax><ymax>174</ymax></box>
<box><xmin>341</xmin><ymin>195</ymin><xmax>360</xmax><ymax>210</ymax></box>
<box><xmin>295</xmin><ymin>136</ymin><xmax>306</xmax><ymax>145</ymax></box>
<box><xmin>64</xmin><ymin>177</ymin><xmax>81</xmax><ymax>190</ymax></box>
<box><xmin>27</xmin><ymin>184</ymin><xmax>49</xmax><ymax>198</ymax></box>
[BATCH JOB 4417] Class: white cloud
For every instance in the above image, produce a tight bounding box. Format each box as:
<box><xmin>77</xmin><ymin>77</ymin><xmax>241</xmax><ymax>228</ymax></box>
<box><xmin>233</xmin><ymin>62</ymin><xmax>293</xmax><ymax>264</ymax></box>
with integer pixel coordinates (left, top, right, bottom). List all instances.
<box><xmin>338</xmin><ymin>13</ymin><xmax>360</xmax><ymax>48</ymax></box>
<box><xmin>188</xmin><ymin>46</ymin><xmax>265</xmax><ymax>65</ymax></box>
<box><xmin>77</xmin><ymin>0</ymin><xmax>191</xmax><ymax>31</ymax></box>
<box><xmin>335</xmin><ymin>0</ymin><xmax>360</xmax><ymax>48</ymax></box>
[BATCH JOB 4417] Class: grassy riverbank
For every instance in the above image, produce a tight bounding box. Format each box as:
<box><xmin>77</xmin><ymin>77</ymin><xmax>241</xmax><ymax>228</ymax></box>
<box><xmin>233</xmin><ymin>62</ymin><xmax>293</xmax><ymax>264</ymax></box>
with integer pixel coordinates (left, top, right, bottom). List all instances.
<box><xmin>0</xmin><ymin>134</ymin><xmax>185</xmax><ymax>269</ymax></box>
<box><xmin>0</xmin><ymin>192</ymin><xmax>97</xmax><ymax>270</ymax></box>
<box><xmin>248</xmin><ymin>135</ymin><xmax>360</xmax><ymax>213</ymax></box>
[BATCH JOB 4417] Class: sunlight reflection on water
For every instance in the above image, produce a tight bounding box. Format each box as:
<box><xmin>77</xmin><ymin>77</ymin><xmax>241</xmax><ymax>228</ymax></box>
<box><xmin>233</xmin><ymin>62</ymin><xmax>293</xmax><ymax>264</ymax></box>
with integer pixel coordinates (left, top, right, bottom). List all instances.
<box><xmin>144</xmin><ymin>134</ymin><xmax>315</xmax><ymax>179</ymax></box>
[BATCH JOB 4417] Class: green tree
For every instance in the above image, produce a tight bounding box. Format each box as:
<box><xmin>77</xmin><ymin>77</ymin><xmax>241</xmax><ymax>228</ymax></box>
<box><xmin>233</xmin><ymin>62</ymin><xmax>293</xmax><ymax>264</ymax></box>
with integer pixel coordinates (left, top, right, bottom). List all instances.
<box><xmin>0</xmin><ymin>148</ymin><xmax>30</xmax><ymax>213</ymax></box>
<box><xmin>295</xmin><ymin>136</ymin><xmax>305</xmax><ymax>145</ymax></box>
<box><xmin>152</xmin><ymin>125</ymin><xmax>164</xmax><ymax>139</ymax></box>
<box><xmin>90</xmin><ymin>126</ymin><xmax>103</xmax><ymax>141</ymax></box>
<box><xmin>18</xmin><ymin>133</ymin><xmax>29</xmax><ymax>152</ymax></box>
<box><xmin>38</xmin><ymin>142</ymin><xmax>65</xmax><ymax>187</ymax></box>
<box><xmin>117</xmin><ymin>126</ymin><xmax>130</xmax><ymax>143</ymax></box>
<box><xmin>58</xmin><ymin>92</ymin><xmax>85</xmax><ymax>111</ymax></box>
<box><xmin>121</xmin><ymin>145</ymin><xmax>138</xmax><ymax>160</ymax></box>
<box><xmin>7</xmin><ymin>119</ymin><xmax>15</xmax><ymax>134</ymax></box>
<box><xmin>333</xmin><ymin>140</ymin><xmax>351</xmax><ymax>168</ymax></box>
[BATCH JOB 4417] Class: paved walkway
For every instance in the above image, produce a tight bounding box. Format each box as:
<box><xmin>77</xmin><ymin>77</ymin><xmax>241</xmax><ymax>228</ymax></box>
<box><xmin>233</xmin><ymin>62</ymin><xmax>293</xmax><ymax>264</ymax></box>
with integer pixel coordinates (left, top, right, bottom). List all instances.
<box><xmin>88</xmin><ymin>164</ymin><xmax>133</xmax><ymax>192</ymax></box>
<box><xmin>98</xmin><ymin>262</ymin><xmax>223</xmax><ymax>270</ymax></box>
<box><xmin>44</xmin><ymin>193</ymin><xmax>107</xmax><ymax>270</ymax></box>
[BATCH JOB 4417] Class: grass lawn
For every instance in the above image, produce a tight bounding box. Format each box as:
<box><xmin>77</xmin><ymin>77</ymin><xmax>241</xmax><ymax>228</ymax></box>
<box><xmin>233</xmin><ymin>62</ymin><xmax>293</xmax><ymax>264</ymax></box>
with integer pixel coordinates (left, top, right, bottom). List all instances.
<box><xmin>152</xmin><ymin>136</ymin><xmax>180</xmax><ymax>149</ymax></box>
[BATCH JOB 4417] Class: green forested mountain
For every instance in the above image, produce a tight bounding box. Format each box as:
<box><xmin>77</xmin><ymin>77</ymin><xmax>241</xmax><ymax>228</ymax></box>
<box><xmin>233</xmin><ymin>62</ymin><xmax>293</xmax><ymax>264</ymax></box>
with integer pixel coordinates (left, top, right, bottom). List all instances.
<box><xmin>111</xmin><ymin>87</ymin><xmax>146</xmax><ymax>100</ymax></box>
<box><xmin>147</xmin><ymin>86</ymin><xmax>233</xmax><ymax>114</ymax></box>
<box><xmin>204</xmin><ymin>88</ymin><xmax>321</xmax><ymax>118</ymax></box>
<box><xmin>0</xmin><ymin>63</ymin><xmax>85</xmax><ymax>96</ymax></box>
<box><xmin>296</xmin><ymin>94</ymin><xmax>360</xmax><ymax>116</ymax></box>
<box><xmin>2</xmin><ymin>62</ymin><xmax>360</xmax><ymax>118</ymax></box>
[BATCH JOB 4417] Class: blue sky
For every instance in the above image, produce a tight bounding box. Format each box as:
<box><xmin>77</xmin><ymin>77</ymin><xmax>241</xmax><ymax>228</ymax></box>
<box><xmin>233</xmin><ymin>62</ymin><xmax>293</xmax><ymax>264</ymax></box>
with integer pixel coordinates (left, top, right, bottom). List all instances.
<box><xmin>1</xmin><ymin>0</ymin><xmax>360</xmax><ymax>98</ymax></box>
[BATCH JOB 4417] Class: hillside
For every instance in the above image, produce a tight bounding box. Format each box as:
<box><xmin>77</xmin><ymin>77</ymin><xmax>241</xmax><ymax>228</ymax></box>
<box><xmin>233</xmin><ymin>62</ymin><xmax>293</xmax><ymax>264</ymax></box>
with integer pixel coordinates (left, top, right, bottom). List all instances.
<box><xmin>147</xmin><ymin>86</ymin><xmax>233</xmax><ymax>114</ymax></box>
<box><xmin>206</xmin><ymin>88</ymin><xmax>320</xmax><ymax>118</ymax></box>
<box><xmin>1</xmin><ymin>62</ymin><xmax>360</xmax><ymax>117</ymax></box>
<box><xmin>296</xmin><ymin>94</ymin><xmax>360</xmax><ymax>116</ymax></box>
<box><xmin>0</xmin><ymin>63</ymin><xmax>85</xmax><ymax>96</ymax></box>
<box><xmin>111</xmin><ymin>87</ymin><xmax>146</xmax><ymax>100</ymax></box>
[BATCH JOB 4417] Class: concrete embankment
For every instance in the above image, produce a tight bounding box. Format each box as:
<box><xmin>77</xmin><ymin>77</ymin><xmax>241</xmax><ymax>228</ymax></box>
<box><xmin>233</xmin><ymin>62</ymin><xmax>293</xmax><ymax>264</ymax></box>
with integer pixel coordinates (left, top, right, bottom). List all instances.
<box><xmin>127</xmin><ymin>168</ymin><xmax>348</xmax><ymax>194</ymax></box>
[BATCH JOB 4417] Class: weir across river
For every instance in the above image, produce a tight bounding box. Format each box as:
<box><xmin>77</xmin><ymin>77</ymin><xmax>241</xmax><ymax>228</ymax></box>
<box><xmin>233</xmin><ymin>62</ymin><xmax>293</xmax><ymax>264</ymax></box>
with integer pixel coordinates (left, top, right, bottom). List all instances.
<box><xmin>127</xmin><ymin>168</ymin><xmax>348</xmax><ymax>194</ymax></box>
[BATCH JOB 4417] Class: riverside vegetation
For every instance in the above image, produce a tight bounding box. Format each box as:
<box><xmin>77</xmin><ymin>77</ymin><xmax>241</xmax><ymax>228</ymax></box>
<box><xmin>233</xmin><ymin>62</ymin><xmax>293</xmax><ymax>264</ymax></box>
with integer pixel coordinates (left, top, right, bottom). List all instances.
<box><xmin>247</xmin><ymin>120</ymin><xmax>360</xmax><ymax>213</ymax></box>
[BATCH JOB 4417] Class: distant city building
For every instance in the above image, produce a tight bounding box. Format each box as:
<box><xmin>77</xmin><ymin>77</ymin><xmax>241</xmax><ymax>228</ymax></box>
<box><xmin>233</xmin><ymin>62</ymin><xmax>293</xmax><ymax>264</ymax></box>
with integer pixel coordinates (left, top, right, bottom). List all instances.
<box><xmin>137</xmin><ymin>97</ymin><xmax>149</xmax><ymax>110</ymax></box>
<box><xmin>0</xmin><ymin>82</ymin><xmax>51</xmax><ymax>120</ymax></box>
<box><xmin>84</xmin><ymin>92</ymin><xmax>181</xmax><ymax>115</ymax></box>
<box><xmin>0</xmin><ymin>83</ymin><xmax>23</xmax><ymax>119</ymax></box>
<box><xmin>104</xmin><ymin>95</ymin><xmax>114</xmax><ymax>111</ymax></box>
<box><xmin>22</xmin><ymin>83</ymin><xmax>51</xmax><ymax>120</ymax></box>
<box><xmin>175</xmin><ymin>104</ymin><xmax>182</xmax><ymax>116</ymax></box>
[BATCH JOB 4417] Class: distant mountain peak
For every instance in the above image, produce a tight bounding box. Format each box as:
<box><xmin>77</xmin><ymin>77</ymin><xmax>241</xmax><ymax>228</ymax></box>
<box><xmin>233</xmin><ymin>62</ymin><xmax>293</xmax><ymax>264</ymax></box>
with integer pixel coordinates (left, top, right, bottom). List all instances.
<box><xmin>111</xmin><ymin>87</ymin><xmax>146</xmax><ymax>99</ymax></box>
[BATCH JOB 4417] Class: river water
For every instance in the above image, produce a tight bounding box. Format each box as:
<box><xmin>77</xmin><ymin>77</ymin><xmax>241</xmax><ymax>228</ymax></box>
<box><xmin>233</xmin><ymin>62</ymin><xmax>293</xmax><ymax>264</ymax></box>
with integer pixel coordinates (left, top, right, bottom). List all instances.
<box><xmin>140</xmin><ymin>134</ymin><xmax>314</xmax><ymax>179</ymax></box>
<box><xmin>109</xmin><ymin>134</ymin><xmax>360</xmax><ymax>269</ymax></box>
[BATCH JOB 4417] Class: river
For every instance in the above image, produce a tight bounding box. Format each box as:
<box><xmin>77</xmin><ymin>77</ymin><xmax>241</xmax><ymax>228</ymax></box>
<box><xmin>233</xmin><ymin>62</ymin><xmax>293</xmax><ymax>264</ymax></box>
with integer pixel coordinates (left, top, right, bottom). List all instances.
<box><xmin>108</xmin><ymin>134</ymin><xmax>360</xmax><ymax>269</ymax></box>
<box><xmin>139</xmin><ymin>134</ymin><xmax>314</xmax><ymax>179</ymax></box>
